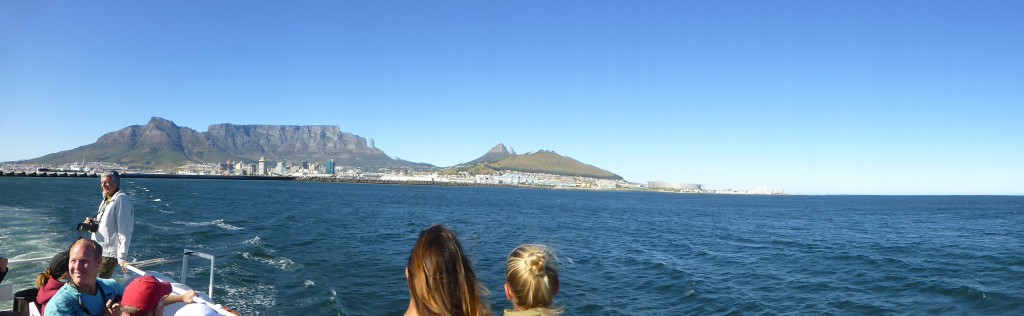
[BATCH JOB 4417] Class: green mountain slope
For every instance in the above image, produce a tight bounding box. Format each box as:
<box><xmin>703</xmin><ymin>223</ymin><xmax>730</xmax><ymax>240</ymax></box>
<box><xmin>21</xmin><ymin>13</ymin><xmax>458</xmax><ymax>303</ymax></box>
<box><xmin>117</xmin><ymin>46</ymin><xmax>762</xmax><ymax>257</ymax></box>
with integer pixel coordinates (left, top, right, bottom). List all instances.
<box><xmin>443</xmin><ymin>146</ymin><xmax>621</xmax><ymax>180</ymax></box>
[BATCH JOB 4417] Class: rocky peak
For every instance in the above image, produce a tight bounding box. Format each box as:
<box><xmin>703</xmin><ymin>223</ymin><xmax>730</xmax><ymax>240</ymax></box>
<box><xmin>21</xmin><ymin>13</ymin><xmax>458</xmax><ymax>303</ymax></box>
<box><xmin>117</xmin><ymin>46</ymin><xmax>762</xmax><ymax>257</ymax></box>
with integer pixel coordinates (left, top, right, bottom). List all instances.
<box><xmin>488</xmin><ymin>143</ymin><xmax>510</xmax><ymax>154</ymax></box>
<box><xmin>460</xmin><ymin>143</ymin><xmax>516</xmax><ymax>166</ymax></box>
<box><xmin>147</xmin><ymin>117</ymin><xmax>179</xmax><ymax>129</ymax></box>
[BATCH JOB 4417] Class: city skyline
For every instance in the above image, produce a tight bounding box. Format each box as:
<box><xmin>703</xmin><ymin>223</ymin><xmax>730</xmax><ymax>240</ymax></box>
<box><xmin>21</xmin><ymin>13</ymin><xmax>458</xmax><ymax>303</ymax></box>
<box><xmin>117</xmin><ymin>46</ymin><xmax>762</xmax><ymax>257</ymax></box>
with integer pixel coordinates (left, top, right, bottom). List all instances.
<box><xmin>2</xmin><ymin>1</ymin><xmax>1022</xmax><ymax>195</ymax></box>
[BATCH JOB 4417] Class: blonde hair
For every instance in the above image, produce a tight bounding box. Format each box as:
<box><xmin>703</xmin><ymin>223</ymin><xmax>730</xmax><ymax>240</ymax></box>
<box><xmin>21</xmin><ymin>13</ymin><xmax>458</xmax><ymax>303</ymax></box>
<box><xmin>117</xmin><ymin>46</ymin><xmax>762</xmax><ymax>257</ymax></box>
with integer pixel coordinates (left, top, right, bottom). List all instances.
<box><xmin>506</xmin><ymin>244</ymin><xmax>562</xmax><ymax>315</ymax></box>
<box><xmin>407</xmin><ymin>224</ymin><xmax>492</xmax><ymax>316</ymax></box>
<box><xmin>34</xmin><ymin>271</ymin><xmax>63</xmax><ymax>288</ymax></box>
<box><xmin>70</xmin><ymin>238</ymin><xmax>104</xmax><ymax>261</ymax></box>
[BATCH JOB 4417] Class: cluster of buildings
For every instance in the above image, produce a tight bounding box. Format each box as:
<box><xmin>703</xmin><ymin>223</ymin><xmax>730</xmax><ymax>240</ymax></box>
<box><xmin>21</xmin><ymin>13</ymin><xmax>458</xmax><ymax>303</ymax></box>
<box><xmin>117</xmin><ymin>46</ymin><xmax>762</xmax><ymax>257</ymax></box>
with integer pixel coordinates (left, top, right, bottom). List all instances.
<box><xmin>2</xmin><ymin>160</ymin><xmax>784</xmax><ymax>194</ymax></box>
<box><xmin>646</xmin><ymin>181</ymin><xmax>786</xmax><ymax>195</ymax></box>
<box><xmin>178</xmin><ymin>157</ymin><xmax>340</xmax><ymax>176</ymax></box>
<box><xmin>381</xmin><ymin>171</ymin><xmax>634</xmax><ymax>189</ymax></box>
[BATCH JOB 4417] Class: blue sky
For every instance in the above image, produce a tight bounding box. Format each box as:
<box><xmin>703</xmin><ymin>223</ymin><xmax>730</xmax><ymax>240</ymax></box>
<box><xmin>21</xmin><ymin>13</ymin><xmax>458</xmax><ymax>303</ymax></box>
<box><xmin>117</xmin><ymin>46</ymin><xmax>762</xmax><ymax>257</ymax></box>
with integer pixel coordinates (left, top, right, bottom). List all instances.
<box><xmin>2</xmin><ymin>1</ymin><xmax>1022</xmax><ymax>195</ymax></box>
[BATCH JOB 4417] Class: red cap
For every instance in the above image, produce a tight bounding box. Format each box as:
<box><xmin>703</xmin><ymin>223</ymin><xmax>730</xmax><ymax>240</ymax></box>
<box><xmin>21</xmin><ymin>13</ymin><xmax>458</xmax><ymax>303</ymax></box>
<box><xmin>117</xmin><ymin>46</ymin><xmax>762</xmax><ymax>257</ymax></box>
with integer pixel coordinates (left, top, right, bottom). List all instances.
<box><xmin>122</xmin><ymin>275</ymin><xmax>173</xmax><ymax>316</ymax></box>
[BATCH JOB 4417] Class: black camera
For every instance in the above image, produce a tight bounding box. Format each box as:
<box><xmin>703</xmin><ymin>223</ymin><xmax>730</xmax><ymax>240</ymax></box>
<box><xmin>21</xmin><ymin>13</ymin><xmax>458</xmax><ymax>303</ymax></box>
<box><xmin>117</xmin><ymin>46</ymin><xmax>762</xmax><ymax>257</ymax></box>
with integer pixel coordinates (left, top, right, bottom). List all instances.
<box><xmin>77</xmin><ymin>222</ymin><xmax>99</xmax><ymax>233</ymax></box>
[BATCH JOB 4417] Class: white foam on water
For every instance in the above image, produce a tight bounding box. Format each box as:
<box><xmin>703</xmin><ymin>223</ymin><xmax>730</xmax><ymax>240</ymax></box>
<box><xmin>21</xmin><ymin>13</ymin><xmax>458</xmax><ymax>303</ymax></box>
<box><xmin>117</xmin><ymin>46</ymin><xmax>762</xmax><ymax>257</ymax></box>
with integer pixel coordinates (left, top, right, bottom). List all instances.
<box><xmin>242</xmin><ymin>252</ymin><xmax>299</xmax><ymax>271</ymax></box>
<box><xmin>139</xmin><ymin>222</ymin><xmax>175</xmax><ymax>231</ymax></box>
<box><xmin>171</xmin><ymin>219</ymin><xmax>243</xmax><ymax>231</ymax></box>
<box><xmin>0</xmin><ymin>205</ymin><xmax>72</xmax><ymax>310</ymax></box>
<box><xmin>304</xmin><ymin>280</ymin><xmax>316</xmax><ymax>287</ymax></box>
<box><xmin>243</xmin><ymin>236</ymin><xmax>263</xmax><ymax>245</ymax></box>
<box><xmin>157</xmin><ymin>208</ymin><xmax>174</xmax><ymax>214</ymax></box>
<box><xmin>213</xmin><ymin>219</ymin><xmax>243</xmax><ymax>231</ymax></box>
<box><xmin>220</xmin><ymin>282</ymin><xmax>277</xmax><ymax>313</ymax></box>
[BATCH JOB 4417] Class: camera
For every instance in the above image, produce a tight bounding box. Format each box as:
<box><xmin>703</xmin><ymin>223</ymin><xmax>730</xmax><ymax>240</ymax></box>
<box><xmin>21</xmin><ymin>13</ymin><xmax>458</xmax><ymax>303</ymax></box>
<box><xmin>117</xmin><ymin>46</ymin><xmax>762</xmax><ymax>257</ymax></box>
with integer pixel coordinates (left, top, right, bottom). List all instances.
<box><xmin>77</xmin><ymin>222</ymin><xmax>99</xmax><ymax>233</ymax></box>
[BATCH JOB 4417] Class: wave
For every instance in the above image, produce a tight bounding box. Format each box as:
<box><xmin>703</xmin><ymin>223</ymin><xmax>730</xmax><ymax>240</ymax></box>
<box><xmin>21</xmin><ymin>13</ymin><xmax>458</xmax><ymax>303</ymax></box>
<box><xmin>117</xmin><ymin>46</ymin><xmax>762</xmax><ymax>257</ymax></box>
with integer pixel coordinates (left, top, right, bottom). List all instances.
<box><xmin>243</xmin><ymin>236</ymin><xmax>264</xmax><ymax>245</ymax></box>
<box><xmin>241</xmin><ymin>251</ymin><xmax>300</xmax><ymax>272</ymax></box>
<box><xmin>171</xmin><ymin>219</ymin><xmax>243</xmax><ymax>231</ymax></box>
<box><xmin>220</xmin><ymin>282</ymin><xmax>277</xmax><ymax>313</ymax></box>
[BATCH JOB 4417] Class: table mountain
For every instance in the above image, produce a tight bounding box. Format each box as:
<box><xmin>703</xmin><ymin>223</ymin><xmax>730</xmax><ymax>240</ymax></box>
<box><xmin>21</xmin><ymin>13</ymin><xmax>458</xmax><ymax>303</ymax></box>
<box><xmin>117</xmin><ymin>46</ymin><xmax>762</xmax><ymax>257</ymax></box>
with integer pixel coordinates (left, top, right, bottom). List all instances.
<box><xmin>25</xmin><ymin>117</ymin><xmax>430</xmax><ymax>169</ymax></box>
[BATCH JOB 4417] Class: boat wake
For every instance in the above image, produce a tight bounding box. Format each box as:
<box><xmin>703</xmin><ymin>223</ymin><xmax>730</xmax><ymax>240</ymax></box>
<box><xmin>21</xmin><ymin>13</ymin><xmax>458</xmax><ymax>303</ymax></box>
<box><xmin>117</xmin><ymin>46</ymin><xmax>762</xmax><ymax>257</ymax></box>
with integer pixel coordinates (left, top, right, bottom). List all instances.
<box><xmin>172</xmin><ymin>219</ymin><xmax>244</xmax><ymax>231</ymax></box>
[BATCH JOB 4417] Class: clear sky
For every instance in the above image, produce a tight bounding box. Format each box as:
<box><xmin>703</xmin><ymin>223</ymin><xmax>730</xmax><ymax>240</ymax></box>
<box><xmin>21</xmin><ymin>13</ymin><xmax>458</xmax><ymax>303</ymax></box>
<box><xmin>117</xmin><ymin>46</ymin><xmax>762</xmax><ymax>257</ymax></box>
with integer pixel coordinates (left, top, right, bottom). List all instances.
<box><xmin>2</xmin><ymin>1</ymin><xmax>1022</xmax><ymax>195</ymax></box>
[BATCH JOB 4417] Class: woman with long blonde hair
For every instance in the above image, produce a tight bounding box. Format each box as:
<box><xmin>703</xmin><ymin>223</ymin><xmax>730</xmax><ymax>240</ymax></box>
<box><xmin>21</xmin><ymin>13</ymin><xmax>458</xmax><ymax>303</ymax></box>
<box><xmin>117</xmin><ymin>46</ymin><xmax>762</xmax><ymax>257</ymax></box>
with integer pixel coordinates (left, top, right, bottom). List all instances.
<box><xmin>503</xmin><ymin>244</ymin><xmax>562</xmax><ymax>316</ymax></box>
<box><xmin>404</xmin><ymin>224</ymin><xmax>492</xmax><ymax>316</ymax></box>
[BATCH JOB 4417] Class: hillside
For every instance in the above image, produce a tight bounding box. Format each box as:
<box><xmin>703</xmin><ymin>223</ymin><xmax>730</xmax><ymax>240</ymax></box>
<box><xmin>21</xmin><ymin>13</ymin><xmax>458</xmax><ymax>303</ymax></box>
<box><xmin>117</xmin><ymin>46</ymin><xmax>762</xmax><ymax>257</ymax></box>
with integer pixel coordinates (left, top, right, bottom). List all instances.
<box><xmin>459</xmin><ymin>143</ymin><xmax>515</xmax><ymax>166</ymax></box>
<box><xmin>24</xmin><ymin>117</ymin><xmax>431</xmax><ymax>169</ymax></box>
<box><xmin>443</xmin><ymin>145</ymin><xmax>621</xmax><ymax>180</ymax></box>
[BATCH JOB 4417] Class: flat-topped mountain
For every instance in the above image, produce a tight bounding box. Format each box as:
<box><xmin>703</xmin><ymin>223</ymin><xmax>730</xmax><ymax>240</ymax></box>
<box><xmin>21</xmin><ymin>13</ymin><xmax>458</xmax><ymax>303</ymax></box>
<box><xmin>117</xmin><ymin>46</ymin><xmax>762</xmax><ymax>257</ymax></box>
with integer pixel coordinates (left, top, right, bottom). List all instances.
<box><xmin>25</xmin><ymin>117</ymin><xmax>428</xmax><ymax>169</ymax></box>
<box><xmin>444</xmin><ymin>144</ymin><xmax>622</xmax><ymax>180</ymax></box>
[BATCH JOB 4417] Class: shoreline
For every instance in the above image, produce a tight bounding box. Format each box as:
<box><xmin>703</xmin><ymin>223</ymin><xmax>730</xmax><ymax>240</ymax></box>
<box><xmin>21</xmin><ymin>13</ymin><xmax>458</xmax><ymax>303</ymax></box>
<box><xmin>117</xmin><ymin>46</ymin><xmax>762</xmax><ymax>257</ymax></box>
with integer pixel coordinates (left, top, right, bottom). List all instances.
<box><xmin>0</xmin><ymin>171</ymin><xmax>631</xmax><ymax>191</ymax></box>
<box><xmin>0</xmin><ymin>171</ymin><xmax>790</xmax><ymax>194</ymax></box>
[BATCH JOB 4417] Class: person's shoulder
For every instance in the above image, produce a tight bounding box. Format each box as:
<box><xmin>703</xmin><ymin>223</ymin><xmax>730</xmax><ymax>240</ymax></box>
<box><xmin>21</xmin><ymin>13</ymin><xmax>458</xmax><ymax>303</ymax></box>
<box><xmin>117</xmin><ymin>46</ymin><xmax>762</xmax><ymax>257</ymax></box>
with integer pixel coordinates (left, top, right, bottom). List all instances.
<box><xmin>115</xmin><ymin>191</ymin><xmax>132</xmax><ymax>200</ymax></box>
<box><xmin>98</xmin><ymin>278</ymin><xmax>125</xmax><ymax>293</ymax></box>
<box><xmin>51</xmin><ymin>282</ymin><xmax>76</xmax><ymax>298</ymax></box>
<box><xmin>44</xmin><ymin>284</ymin><xmax>78</xmax><ymax>315</ymax></box>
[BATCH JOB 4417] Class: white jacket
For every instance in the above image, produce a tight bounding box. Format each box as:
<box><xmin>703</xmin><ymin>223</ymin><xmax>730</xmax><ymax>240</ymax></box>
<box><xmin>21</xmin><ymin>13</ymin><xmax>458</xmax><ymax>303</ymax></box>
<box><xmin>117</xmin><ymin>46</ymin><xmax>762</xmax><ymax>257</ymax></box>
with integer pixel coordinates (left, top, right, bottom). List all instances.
<box><xmin>92</xmin><ymin>190</ymin><xmax>134</xmax><ymax>261</ymax></box>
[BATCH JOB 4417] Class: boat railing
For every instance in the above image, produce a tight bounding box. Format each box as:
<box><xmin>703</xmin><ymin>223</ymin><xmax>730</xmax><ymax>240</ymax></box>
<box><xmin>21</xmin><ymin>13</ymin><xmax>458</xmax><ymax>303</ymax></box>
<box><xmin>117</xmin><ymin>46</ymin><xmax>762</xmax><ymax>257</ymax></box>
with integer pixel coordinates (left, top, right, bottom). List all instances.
<box><xmin>123</xmin><ymin>249</ymin><xmax>232</xmax><ymax>315</ymax></box>
<box><xmin>181</xmin><ymin>249</ymin><xmax>216</xmax><ymax>300</ymax></box>
<box><xmin>1</xmin><ymin>257</ymin><xmax>52</xmax><ymax>304</ymax></box>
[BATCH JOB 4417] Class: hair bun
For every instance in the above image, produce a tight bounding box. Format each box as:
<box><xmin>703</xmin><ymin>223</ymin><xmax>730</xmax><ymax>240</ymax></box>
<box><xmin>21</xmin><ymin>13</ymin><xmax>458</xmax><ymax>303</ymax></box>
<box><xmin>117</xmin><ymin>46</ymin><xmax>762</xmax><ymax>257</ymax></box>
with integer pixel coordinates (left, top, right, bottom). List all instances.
<box><xmin>526</xmin><ymin>251</ymin><xmax>547</xmax><ymax>277</ymax></box>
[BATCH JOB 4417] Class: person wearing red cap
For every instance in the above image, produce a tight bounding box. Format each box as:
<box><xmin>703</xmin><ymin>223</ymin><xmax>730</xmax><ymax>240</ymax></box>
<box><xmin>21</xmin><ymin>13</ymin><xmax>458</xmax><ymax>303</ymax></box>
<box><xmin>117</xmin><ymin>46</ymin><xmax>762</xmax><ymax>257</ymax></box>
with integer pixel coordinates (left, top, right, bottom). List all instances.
<box><xmin>121</xmin><ymin>275</ymin><xmax>196</xmax><ymax>316</ymax></box>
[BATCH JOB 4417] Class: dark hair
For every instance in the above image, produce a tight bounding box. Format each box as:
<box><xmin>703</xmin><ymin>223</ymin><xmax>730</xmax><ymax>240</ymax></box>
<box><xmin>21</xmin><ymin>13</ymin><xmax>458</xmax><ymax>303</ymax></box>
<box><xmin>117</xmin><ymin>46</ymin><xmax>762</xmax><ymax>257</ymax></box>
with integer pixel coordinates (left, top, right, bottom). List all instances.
<box><xmin>36</xmin><ymin>251</ymin><xmax>70</xmax><ymax>288</ymax></box>
<box><xmin>406</xmin><ymin>224</ymin><xmax>491</xmax><ymax>316</ymax></box>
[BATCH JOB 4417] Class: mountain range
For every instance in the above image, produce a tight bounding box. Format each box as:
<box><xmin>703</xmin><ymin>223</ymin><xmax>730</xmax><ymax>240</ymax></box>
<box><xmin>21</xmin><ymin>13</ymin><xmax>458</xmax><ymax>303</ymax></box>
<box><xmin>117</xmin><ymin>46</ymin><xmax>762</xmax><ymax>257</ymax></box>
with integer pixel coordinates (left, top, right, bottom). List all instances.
<box><xmin>21</xmin><ymin>117</ymin><xmax>620</xmax><ymax>179</ymax></box>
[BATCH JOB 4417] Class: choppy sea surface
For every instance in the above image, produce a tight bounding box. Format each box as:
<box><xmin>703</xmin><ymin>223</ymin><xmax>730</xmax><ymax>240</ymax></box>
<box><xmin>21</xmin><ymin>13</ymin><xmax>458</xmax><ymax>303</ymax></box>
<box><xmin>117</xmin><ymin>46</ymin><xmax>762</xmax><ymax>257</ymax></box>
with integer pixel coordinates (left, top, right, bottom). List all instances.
<box><xmin>1</xmin><ymin>177</ymin><xmax>1023</xmax><ymax>315</ymax></box>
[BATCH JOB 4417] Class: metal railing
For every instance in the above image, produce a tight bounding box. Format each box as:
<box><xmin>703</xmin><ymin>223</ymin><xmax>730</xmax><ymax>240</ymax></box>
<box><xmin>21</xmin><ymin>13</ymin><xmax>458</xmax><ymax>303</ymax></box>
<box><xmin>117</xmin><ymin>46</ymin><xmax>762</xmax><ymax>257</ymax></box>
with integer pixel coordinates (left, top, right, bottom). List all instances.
<box><xmin>179</xmin><ymin>249</ymin><xmax>216</xmax><ymax>300</ymax></box>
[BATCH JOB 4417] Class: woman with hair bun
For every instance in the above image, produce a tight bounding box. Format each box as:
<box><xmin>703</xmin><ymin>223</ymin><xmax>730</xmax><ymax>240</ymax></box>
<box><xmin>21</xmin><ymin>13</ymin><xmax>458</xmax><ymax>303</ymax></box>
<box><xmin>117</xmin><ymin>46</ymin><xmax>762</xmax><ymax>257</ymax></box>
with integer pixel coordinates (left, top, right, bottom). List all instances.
<box><xmin>404</xmin><ymin>224</ymin><xmax>492</xmax><ymax>316</ymax></box>
<box><xmin>503</xmin><ymin>244</ymin><xmax>562</xmax><ymax>316</ymax></box>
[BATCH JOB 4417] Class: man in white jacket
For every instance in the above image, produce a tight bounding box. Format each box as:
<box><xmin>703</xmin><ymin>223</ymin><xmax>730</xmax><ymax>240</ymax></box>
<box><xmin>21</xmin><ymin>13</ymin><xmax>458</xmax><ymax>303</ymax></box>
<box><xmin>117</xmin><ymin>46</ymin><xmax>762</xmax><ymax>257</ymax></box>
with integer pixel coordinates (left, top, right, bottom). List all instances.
<box><xmin>82</xmin><ymin>171</ymin><xmax>134</xmax><ymax>279</ymax></box>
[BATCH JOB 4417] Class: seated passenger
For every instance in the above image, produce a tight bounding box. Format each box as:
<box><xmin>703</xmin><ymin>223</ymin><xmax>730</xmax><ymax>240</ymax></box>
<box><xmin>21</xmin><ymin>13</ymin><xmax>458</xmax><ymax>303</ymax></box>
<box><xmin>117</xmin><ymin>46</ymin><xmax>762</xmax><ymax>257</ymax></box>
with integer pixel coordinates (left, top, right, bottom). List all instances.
<box><xmin>0</xmin><ymin>256</ymin><xmax>7</xmax><ymax>284</ymax></box>
<box><xmin>44</xmin><ymin>238</ymin><xmax>125</xmax><ymax>316</ymax></box>
<box><xmin>121</xmin><ymin>275</ymin><xmax>196</xmax><ymax>316</ymax></box>
<box><xmin>503</xmin><ymin>244</ymin><xmax>562</xmax><ymax>316</ymax></box>
<box><xmin>35</xmin><ymin>251</ymin><xmax>70</xmax><ymax>315</ymax></box>
<box><xmin>404</xmin><ymin>224</ymin><xmax>492</xmax><ymax>316</ymax></box>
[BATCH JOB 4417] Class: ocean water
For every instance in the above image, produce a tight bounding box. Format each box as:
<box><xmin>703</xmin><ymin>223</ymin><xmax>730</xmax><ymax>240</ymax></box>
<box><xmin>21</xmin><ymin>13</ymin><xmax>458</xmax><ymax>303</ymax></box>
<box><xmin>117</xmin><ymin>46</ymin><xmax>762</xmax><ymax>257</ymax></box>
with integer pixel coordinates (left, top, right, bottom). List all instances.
<box><xmin>1</xmin><ymin>177</ymin><xmax>1023</xmax><ymax>315</ymax></box>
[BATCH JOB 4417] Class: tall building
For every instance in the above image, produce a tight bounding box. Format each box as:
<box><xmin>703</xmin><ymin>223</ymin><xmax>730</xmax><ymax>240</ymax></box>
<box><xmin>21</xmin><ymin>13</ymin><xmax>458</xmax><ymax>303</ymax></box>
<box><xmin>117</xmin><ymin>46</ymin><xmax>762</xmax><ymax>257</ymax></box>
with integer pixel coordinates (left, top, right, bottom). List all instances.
<box><xmin>326</xmin><ymin>159</ymin><xmax>336</xmax><ymax>174</ymax></box>
<box><xmin>258</xmin><ymin>156</ymin><xmax>267</xmax><ymax>175</ymax></box>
